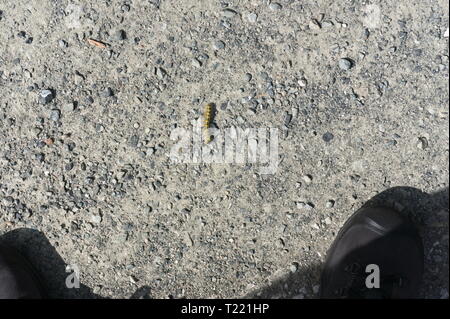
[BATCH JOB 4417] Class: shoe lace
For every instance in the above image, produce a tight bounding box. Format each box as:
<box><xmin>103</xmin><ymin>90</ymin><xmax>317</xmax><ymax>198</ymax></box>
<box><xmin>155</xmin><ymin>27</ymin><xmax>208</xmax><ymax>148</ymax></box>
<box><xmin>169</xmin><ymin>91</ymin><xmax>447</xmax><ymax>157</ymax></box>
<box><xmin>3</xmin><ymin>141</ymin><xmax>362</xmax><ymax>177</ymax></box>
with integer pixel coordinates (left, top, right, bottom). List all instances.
<box><xmin>336</xmin><ymin>262</ymin><xmax>407</xmax><ymax>299</ymax></box>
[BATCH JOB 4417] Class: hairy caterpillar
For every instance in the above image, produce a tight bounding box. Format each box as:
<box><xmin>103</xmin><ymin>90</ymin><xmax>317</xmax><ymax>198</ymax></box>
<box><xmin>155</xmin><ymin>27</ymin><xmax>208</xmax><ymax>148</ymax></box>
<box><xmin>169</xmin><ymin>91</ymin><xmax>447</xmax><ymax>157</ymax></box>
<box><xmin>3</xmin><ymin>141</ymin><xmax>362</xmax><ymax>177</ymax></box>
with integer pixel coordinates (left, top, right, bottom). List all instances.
<box><xmin>203</xmin><ymin>103</ymin><xmax>214</xmax><ymax>144</ymax></box>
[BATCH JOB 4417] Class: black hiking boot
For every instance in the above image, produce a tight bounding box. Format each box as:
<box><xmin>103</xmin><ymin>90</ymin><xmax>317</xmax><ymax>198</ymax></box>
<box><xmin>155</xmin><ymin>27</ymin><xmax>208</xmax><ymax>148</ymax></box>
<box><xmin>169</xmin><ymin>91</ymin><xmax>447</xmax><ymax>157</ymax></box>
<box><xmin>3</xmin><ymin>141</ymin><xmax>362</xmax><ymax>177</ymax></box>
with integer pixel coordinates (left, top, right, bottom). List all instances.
<box><xmin>320</xmin><ymin>206</ymin><xmax>424</xmax><ymax>299</ymax></box>
<box><xmin>0</xmin><ymin>244</ymin><xmax>45</xmax><ymax>299</ymax></box>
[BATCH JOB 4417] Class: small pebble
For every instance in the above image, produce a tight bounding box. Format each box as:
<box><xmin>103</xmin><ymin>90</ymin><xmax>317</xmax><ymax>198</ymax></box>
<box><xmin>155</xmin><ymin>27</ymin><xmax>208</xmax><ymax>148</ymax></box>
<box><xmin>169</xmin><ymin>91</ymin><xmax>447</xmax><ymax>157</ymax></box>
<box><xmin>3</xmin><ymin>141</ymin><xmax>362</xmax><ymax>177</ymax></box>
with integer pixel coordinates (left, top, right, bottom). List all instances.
<box><xmin>339</xmin><ymin>58</ymin><xmax>354</xmax><ymax>70</ymax></box>
<box><xmin>181</xmin><ymin>208</ymin><xmax>191</xmax><ymax>215</ymax></box>
<box><xmin>296</xmin><ymin>202</ymin><xmax>314</xmax><ymax>210</ymax></box>
<box><xmin>222</xmin><ymin>9</ymin><xmax>237</xmax><ymax>18</ymax></box>
<box><xmin>35</xmin><ymin>153</ymin><xmax>45</xmax><ymax>162</ymax></box>
<box><xmin>91</xmin><ymin>215</ymin><xmax>102</xmax><ymax>224</ymax></box>
<box><xmin>284</xmin><ymin>112</ymin><xmax>292</xmax><ymax>126</ymax></box>
<box><xmin>322</xmin><ymin>132</ymin><xmax>334</xmax><ymax>143</ymax></box>
<box><xmin>309</xmin><ymin>19</ymin><xmax>321</xmax><ymax>30</ymax></box>
<box><xmin>289</xmin><ymin>263</ymin><xmax>299</xmax><ymax>273</ymax></box>
<box><xmin>247</xmin><ymin>13</ymin><xmax>258</xmax><ymax>23</ymax></box>
<box><xmin>213</xmin><ymin>40</ymin><xmax>225</xmax><ymax>50</ymax></box>
<box><xmin>58</xmin><ymin>40</ymin><xmax>68</xmax><ymax>48</ymax></box>
<box><xmin>302</xmin><ymin>175</ymin><xmax>313</xmax><ymax>184</ymax></box>
<box><xmin>298</xmin><ymin>78</ymin><xmax>307</xmax><ymax>87</ymax></box>
<box><xmin>33</xmin><ymin>127</ymin><xmax>42</xmax><ymax>137</ymax></box>
<box><xmin>147</xmin><ymin>147</ymin><xmax>155</xmax><ymax>156</ymax></box>
<box><xmin>49</xmin><ymin>109</ymin><xmax>61</xmax><ymax>121</ymax></box>
<box><xmin>417</xmin><ymin>137</ymin><xmax>429</xmax><ymax>150</ymax></box>
<box><xmin>85</xmin><ymin>96</ymin><xmax>94</xmax><ymax>105</ymax></box>
<box><xmin>95</xmin><ymin>124</ymin><xmax>104</xmax><ymax>132</ymax></box>
<box><xmin>322</xmin><ymin>20</ymin><xmax>334</xmax><ymax>28</ymax></box>
<box><xmin>39</xmin><ymin>90</ymin><xmax>54</xmax><ymax>104</ymax></box>
<box><xmin>128</xmin><ymin>135</ymin><xmax>139</xmax><ymax>147</ymax></box>
<box><xmin>192</xmin><ymin>59</ymin><xmax>202</xmax><ymax>68</ymax></box>
<box><xmin>326</xmin><ymin>200</ymin><xmax>335</xmax><ymax>208</ymax></box>
<box><xmin>244</xmin><ymin>73</ymin><xmax>252</xmax><ymax>82</ymax></box>
<box><xmin>156</xmin><ymin>67</ymin><xmax>166</xmax><ymax>79</ymax></box>
<box><xmin>115</xmin><ymin>30</ymin><xmax>127</xmax><ymax>41</ymax></box>
<box><xmin>101</xmin><ymin>87</ymin><xmax>114</xmax><ymax>97</ymax></box>
<box><xmin>269</xmin><ymin>3</ymin><xmax>282</xmax><ymax>10</ymax></box>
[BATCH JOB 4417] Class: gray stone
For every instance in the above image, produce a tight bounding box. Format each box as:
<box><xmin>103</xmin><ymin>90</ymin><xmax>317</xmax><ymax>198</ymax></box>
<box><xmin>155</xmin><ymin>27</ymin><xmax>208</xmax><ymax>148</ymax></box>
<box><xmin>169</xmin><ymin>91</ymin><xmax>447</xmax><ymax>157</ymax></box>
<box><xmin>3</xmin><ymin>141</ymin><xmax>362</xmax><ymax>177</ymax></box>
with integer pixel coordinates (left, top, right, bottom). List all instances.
<box><xmin>39</xmin><ymin>90</ymin><xmax>54</xmax><ymax>104</ymax></box>
<box><xmin>115</xmin><ymin>30</ymin><xmax>126</xmax><ymax>41</ymax></box>
<box><xmin>156</xmin><ymin>67</ymin><xmax>166</xmax><ymax>79</ymax></box>
<box><xmin>289</xmin><ymin>262</ymin><xmax>299</xmax><ymax>273</ymax></box>
<box><xmin>247</xmin><ymin>13</ymin><xmax>258</xmax><ymax>23</ymax></box>
<box><xmin>95</xmin><ymin>124</ymin><xmax>104</xmax><ymax>132</ymax></box>
<box><xmin>128</xmin><ymin>135</ymin><xmax>139</xmax><ymax>147</ymax></box>
<box><xmin>284</xmin><ymin>112</ymin><xmax>292</xmax><ymax>125</ymax></box>
<box><xmin>181</xmin><ymin>208</ymin><xmax>191</xmax><ymax>215</ymax></box>
<box><xmin>192</xmin><ymin>59</ymin><xmax>202</xmax><ymax>68</ymax></box>
<box><xmin>322</xmin><ymin>132</ymin><xmax>334</xmax><ymax>142</ymax></box>
<box><xmin>91</xmin><ymin>214</ymin><xmax>102</xmax><ymax>224</ymax></box>
<box><xmin>339</xmin><ymin>58</ymin><xmax>354</xmax><ymax>70</ymax></box>
<box><xmin>213</xmin><ymin>40</ymin><xmax>225</xmax><ymax>50</ymax></box>
<box><xmin>58</xmin><ymin>40</ymin><xmax>68</xmax><ymax>48</ymax></box>
<box><xmin>326</xmin><ymin>200</ymin><xmax>335</xmax><ymax>208</ymax></box>
<box><xmin>35</xmin><ymin>153</ymin><xmax>45</xmax><ymax>162</ymax></box>
<box><xmin>49</xmin><ymin>109</ymin><xmax>61</xmax><ymax>121</ymax></box>
<box><xmin>417</xmin><ymin>137</ymin><xmax>429</xmax><ymax>149</ymax></box>
<box><xmin>302</xmin><ymin>175</ymin><xmax>313</xmax><ymax>184</ymax></box>
<box><xmin>296</xmin><ymin>202</ymin><xmax>314</xmax><ymax>210</ymax></box>
<box><xmin>269</xmin><ymin>3</ymin><xmax>282</xmax><ymax>10</ymax></box>
<box><xmin>101</xmin><ymin>87</ymin><xmax>114</xmax><ymax>97</ymax></box>
<box><xmin>222</xmin><ymin>9</ymin><xmax>237</xmax><ymax>18</ymax></box>
<box><xmin>322</xmin><ymin>20</ymin><xmax>334</xmax><ymax>28</ymax></box>
<box><xmin>85</xmin><ymin>96</ymin><xmax>94</xmax><ymax>105</ymax></box>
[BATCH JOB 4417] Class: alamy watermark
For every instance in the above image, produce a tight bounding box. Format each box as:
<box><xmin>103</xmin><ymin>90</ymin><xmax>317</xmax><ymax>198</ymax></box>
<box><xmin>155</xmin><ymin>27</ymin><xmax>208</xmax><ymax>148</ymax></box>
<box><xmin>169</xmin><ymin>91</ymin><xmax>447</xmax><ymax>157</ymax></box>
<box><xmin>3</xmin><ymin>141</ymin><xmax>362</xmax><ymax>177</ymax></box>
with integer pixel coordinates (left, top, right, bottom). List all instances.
<box><xmin>365</xmin><ymin>264</ymin><xmax>380</xmax><ymax>289</ymax></box>
<box><xmin>65</xmin><ymin>264</ymin><xmax>80</xmax><ymax>289</ymax></box>
<box><xmin>170</xmin><ymin>119</ymin><xmax>279</xmax><ymax>174</ymax></box>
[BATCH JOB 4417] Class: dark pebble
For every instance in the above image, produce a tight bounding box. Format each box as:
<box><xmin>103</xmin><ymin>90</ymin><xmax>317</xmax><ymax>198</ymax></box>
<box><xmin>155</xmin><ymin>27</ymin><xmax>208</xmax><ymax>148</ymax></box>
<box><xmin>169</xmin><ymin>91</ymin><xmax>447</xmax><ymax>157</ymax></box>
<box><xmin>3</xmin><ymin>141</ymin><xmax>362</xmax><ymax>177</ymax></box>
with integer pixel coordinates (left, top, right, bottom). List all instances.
<box><xmin>101</xmin><ymin>87</ymin><xmax>114</xmax><ymax>97</ymax></box>
<box><xmin>39</xmin><ymin>90</ymin><xmax>54</xmax><ymax>104</ymax></box>
<box><xmin>35</xmin><ymin>153</ymin><xmax>45</xmax><ymax>162</ymax></box>
<box><xmin>284</xmin><ymin>112</ymin><xmax>292</xmax><ymax>126</ymax></box>
<box><xmin>115</xmin><ymin>30</ymin><xmax>127</xmax><ymax>41</ymax></box>
<box><xmin>85</xmin><ymin>96</ymin><xmax>94</xmax><ymax>105</ymax></box>
<box><xmin>66</xmin><ymin>142</ymin><xmax>76</xmax><ymax>152</ymax></box>
<box><xmin>128</xmin><ymin>135</ymin><xmax>139</xmax><ymax>147</ymax></box>
<box><xmin>322</xmin><ymin>132</ymin><xmax>334</xmax><ymax>143</ymax></box>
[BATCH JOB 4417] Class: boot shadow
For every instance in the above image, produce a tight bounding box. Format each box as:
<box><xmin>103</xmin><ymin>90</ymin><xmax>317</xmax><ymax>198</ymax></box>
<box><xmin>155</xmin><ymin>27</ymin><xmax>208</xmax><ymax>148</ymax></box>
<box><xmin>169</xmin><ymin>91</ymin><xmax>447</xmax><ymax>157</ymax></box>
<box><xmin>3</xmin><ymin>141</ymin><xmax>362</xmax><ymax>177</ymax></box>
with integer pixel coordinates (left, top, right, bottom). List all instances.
<box><xmin>0</xmin><ymin>228</ymin><xmax>103</xmax><ymax>299</ymax></box>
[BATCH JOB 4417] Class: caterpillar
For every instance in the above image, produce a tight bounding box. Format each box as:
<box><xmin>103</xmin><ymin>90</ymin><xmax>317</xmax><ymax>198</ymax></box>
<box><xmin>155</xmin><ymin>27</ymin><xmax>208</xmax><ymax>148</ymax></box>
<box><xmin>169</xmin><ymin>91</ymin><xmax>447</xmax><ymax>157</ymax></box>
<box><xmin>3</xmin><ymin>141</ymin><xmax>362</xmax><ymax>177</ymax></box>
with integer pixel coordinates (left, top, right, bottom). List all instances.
<box><xmin>203</xmin><ymin>103</ymin><xmax>214</xmax><ymax>144</ymax></box>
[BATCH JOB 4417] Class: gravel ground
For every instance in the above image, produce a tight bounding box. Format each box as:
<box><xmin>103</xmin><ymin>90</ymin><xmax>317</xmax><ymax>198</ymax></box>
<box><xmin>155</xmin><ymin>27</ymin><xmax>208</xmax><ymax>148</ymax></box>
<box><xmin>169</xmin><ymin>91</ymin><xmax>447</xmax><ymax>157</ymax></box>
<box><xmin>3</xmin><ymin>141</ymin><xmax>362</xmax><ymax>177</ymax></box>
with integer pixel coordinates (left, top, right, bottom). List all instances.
<box><xmin>0</xmin><ymin>0</ymin><xmax>448</xmax><ymax>299</ymax></box>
